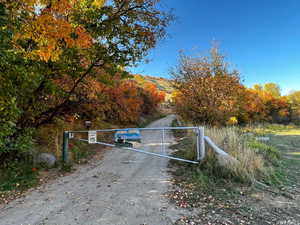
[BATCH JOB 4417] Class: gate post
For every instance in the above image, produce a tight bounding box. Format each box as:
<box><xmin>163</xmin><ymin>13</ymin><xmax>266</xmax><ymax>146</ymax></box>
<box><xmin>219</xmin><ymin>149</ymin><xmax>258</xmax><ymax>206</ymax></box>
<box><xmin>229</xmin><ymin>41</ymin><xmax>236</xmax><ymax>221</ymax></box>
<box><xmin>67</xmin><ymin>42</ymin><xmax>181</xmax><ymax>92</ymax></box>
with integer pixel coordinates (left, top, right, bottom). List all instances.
<box><xmin>197</xmin><ymin>127</ymin><xmax>205</xmax><ymax>161</ymax></box>
<box><xmin>62</xmin><ymin>131</ymin><xmax>69</xmax><ymax>163</ymax></box>
<box><xmin>161</xmin><ymin>128</ymin><xmax>166</xmax><ymax>155</ymax></box>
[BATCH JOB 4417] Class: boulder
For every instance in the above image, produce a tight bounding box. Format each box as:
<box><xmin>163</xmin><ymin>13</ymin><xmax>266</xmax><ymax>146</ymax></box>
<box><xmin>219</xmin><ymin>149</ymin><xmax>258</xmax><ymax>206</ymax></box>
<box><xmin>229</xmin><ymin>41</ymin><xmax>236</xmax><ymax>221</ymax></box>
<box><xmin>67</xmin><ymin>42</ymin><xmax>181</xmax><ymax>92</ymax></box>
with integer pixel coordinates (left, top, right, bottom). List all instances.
<box><xmin>36</xmin><ymin>153</ymin><xmax>57</xmax><ymax>168</ymax></box>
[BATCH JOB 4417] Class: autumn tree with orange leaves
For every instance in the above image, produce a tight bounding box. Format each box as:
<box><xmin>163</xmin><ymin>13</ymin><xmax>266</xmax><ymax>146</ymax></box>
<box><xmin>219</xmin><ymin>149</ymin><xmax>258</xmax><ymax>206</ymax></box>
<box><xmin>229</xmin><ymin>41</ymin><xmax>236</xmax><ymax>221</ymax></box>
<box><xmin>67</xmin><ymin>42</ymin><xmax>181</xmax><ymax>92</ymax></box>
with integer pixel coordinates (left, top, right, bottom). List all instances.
<box><xmin>248</xmin><ymin>84</ymin><xmax>290</xmax><ymax>123</ymax></box>
<box><xmin>0</xmin><ymin>0</ymin><xmax>172</xmax><ymax>158</ymax></box>
<box><xmin>73</xmin><ymin>76</ymin><xmax>165</xmax><ymax>125</ymax></box>
<box><xmin>172</xmin><ymin>47</ymin><xmax>246</xmax><ymax>126</ymax></box>
<box><xmin>172</xmin><ymin>46</ymin><xmax>294</xmax><ymax>126</ymax></box>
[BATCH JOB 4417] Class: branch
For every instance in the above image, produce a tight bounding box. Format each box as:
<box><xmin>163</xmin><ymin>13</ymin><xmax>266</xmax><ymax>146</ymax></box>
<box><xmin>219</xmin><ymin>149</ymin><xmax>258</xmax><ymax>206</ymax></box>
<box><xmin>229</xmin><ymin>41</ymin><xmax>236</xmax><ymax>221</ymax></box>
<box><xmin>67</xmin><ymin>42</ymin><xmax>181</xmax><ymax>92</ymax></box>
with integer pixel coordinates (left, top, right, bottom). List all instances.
<box><xmin>35</xmin><ymin>60</ymin><xmax>104</xmax><ymax>127</ymax></box>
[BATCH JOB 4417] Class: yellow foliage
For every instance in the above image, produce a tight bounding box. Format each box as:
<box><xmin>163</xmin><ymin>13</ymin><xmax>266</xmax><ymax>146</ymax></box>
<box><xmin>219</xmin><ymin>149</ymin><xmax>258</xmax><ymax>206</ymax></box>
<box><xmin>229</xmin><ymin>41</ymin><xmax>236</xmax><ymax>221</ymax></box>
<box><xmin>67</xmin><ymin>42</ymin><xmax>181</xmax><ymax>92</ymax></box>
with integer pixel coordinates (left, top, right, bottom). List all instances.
<box><xmin>92</xmin><ymin>0</ymin><xmax>106</xmax><ymax>7</ymax></box>
<box><xmin>226</xmin><ymin>116</ymin><xmax>238</xmax><ymax>126</ymax></box>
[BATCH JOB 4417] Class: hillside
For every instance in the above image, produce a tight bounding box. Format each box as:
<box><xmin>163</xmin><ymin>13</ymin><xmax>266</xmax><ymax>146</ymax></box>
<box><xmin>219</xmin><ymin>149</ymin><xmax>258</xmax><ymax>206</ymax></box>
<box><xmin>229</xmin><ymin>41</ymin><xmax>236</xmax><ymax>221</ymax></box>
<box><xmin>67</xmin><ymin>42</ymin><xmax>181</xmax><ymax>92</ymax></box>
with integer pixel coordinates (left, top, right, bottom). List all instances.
<box><xmin>133</xmin><ymin>74</ymin><xmax>174</xmax><ymax>101</ymax></box>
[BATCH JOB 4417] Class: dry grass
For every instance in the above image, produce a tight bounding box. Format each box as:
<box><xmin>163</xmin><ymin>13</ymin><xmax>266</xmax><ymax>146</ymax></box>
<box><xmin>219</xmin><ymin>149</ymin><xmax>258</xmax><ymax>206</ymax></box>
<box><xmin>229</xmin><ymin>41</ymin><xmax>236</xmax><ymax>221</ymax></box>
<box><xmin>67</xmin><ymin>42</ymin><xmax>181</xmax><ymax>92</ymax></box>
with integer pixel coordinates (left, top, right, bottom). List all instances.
<box><xmin>172</xmin><ymin>124</ymin><xmax>280</xmax><ymax>184</ymax></box>
<box><xmin>204</xmin><ymin>127</ymin><xmax>269</xmax><ymax>183</ymax></box>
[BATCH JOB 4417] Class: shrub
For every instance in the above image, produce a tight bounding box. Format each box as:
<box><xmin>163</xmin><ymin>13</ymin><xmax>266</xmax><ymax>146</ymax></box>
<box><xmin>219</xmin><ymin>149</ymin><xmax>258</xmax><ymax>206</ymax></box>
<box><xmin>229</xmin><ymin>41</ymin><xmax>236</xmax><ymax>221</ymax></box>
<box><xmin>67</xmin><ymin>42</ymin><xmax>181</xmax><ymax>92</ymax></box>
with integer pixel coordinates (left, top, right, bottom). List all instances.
<box><xmin>0</xmin><ymin>157</ymin><xmax>39</xmax><ymax>191</ymax></box>
<box><xmin>172</xmin><ymin>126</ymin><xmax>280</xmax><ymax>184</ymax></box>
<box><xmin>247</xmin><ymin>139</ymin><xmax>280</xmax><ymax>166</ymax></box>
<box><xmin>204</xmin><ymin>127</ymin><xmax>269</xmax><ymax>183</ymax></box>
<box><xmin>70</xmin><ymin>140</ymin><xmax>97</xmax><ymax>164</ymax></box>
<box><xmin>171</xmin><ymin>118</ymin><xmax>187</xmax><ymax>138</ymax></box>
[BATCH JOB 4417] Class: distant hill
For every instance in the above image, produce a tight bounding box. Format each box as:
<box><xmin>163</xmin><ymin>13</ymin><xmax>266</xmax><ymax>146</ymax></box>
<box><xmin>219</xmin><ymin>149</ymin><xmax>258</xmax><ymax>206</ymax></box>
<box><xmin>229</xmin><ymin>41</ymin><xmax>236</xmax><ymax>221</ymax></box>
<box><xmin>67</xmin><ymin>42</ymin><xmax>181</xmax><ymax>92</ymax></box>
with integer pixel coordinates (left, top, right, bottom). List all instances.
<box><xmin>132</xmin><ymin>74</ymin><xmax>174</xmax><ymax>101</ymax></box>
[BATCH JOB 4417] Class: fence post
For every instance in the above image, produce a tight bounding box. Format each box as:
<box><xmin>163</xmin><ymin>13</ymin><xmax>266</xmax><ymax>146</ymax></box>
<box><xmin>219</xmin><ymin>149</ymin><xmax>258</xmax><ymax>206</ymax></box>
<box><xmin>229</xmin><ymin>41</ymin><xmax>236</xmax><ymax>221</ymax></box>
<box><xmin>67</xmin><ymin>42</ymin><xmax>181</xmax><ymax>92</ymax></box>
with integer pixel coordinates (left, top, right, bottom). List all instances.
<box><xmin>162</xmin><ymin>128</ymin><xmax>165</xmax><ymax>155</ymax></box>
<box><xmin>62</xmin><ymin>131</ymin><xmax>69</xmax><ymax>163</ymax></box>
<box><xmin>197</xmin><ymin>127</ymin><xmax>205</xmax><ymax>161</ymax></box>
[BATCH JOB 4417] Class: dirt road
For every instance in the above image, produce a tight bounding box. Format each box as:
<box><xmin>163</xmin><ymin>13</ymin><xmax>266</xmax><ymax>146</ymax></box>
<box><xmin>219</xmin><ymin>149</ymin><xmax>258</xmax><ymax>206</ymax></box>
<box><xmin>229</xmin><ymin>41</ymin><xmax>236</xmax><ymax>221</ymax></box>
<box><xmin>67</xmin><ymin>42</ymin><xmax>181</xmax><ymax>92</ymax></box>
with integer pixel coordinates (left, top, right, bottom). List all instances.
<box><xmin>0</xmin><ymin>115</ymin><xmax>187</xmax><ymax>225</ymax></box>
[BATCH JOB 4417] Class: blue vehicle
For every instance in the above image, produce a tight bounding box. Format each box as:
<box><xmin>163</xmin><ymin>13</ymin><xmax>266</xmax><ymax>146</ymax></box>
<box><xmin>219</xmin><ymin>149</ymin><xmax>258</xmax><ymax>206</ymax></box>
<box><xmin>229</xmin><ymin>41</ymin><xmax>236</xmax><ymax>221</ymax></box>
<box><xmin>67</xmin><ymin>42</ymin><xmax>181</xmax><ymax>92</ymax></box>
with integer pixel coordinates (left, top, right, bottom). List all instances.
<box><xmin>114</xmin><ymin>129</ymin><xmax>141</xmax><ymax>147</ymax></box>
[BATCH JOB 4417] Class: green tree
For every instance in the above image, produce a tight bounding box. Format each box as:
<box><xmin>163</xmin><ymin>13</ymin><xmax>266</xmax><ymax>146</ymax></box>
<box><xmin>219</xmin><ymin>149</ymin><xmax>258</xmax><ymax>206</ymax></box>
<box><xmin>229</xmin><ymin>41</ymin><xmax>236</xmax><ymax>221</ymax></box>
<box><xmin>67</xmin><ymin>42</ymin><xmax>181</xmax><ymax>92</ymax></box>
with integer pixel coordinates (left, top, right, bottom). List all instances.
<box><xmin>0</xmin><ymin>2</ymin><xmax>35</xmax><ymax>159</ymax></box>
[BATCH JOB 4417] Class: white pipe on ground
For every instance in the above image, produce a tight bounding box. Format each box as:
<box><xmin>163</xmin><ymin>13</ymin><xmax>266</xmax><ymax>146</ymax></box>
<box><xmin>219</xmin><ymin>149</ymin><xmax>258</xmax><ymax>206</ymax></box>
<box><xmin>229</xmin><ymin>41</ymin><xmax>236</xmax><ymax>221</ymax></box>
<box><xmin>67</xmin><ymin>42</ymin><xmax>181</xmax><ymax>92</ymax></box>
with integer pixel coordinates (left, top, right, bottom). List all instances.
<box><xmin>204</xmin><ymin>136</ymin><xmax>239</xmax><ymax>167</ymax></box>
<box><xmin>204</xmin><ymin>136</ymin><xmax>229</xmax><ymax>156</ymax></box>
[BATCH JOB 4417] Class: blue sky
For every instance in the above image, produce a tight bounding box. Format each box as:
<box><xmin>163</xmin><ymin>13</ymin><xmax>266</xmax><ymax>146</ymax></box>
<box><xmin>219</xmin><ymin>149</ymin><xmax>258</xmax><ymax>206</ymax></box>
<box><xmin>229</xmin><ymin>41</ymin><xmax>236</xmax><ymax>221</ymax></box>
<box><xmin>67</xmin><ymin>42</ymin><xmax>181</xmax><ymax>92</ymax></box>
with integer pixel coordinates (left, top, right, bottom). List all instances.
<box><xmin>129</xmin><ymin>0</ymin><xmax>300</xmax><ymax>95</ymax></box>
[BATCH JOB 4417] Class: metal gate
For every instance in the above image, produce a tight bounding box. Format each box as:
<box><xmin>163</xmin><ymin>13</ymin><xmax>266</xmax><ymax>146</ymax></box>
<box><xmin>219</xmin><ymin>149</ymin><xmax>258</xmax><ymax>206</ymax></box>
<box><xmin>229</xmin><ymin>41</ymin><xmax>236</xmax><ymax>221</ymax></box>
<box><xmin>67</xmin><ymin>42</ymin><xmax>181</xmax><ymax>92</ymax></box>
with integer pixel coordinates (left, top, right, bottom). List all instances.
<box><xmin>62</xmin><ymin>126</ymin><xmax>205</xmax><ymax>164</ymax></box>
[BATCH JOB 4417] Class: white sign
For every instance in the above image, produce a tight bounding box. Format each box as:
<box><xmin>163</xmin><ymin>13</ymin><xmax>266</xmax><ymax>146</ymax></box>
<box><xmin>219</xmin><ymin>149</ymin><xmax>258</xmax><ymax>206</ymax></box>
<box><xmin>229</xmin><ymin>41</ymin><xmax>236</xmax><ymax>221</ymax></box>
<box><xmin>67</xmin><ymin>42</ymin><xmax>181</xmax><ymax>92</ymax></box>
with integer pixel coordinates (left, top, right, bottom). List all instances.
<box><xmin>255</xmin><ymin>136</ymin><xmax>270</xmax><ymax>141</ymax></box>
<box><xmin>88</xmin><ymin>130</ymin><xmax>97</xmax><ymax>144</ymax></box>
<box><xmin>69</xmin><ymin>132</ymin><xmax>74</xmax><ymax>139</ymax></box>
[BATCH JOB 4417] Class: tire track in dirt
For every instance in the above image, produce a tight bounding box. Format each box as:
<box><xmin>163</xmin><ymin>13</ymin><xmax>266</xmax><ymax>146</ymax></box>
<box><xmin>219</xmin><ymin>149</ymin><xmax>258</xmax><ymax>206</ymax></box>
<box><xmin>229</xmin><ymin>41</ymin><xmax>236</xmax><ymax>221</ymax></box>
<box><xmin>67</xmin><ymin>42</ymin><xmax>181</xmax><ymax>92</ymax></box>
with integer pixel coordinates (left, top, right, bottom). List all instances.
<box><xmin>0</xmin><ymin>115</ymin><xmax>189</xmax><ymax>225</ymax></box>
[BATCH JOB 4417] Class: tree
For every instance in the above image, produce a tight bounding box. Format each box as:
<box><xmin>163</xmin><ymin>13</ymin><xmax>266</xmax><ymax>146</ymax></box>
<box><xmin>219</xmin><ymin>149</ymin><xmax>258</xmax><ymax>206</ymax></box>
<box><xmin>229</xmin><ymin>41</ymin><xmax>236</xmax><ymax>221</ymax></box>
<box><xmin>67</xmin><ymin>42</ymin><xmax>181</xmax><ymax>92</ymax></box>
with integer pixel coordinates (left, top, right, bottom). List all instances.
<box><xmin>172</xmin><ymin>46</ymin><xmax>246</xmax><ymax>126</ymax></box>
<box><xmin>64</xmin><ymin>76</ymin><xmax>165</xmax><ymax>125</ymax></box>
<box><xmin>140</xmin><ymin>82</ymin><xmax>165</xmax><ymax>113</ymax></box>
<box><xmin>2</xmin><ymin>0</ymin><xmax>171</xmax><ymax>126</ymax></box>
<box><xmin>0</xmin><ymin>2</ymin><xmax>36</xmax><ymax>160</ymax></box>
<box><xmin>253</xmin><ymin>84</ymin><xmax>263</xmax><ymax>91</ymax></box>
<box><xmin>238</xmin><ymin>88</ymin><xmax>267</xmax><ymax>123</ymax></box>
<box><xmin>248</xmin><ymin>84</ymin><xmax>290</xmax><ymax>123</ymax></box>
<box><xmin>263</xmin><ymin>83</ymin><xmax>281</xmax><ymax>98</ymax></box>
<box><xmin>0</xmin><ymin>0</ymin><xmax>172</xmax><ymax>158</ymax></box>
<box><xmin>288</xmin><ymin>90</ymin><xmax>300</xmax><ymax>106</ymax></box>
<box><xmin>287</xmin><ymin>90</ymin><xmax>300</xmax><ymax>124</ymax></box>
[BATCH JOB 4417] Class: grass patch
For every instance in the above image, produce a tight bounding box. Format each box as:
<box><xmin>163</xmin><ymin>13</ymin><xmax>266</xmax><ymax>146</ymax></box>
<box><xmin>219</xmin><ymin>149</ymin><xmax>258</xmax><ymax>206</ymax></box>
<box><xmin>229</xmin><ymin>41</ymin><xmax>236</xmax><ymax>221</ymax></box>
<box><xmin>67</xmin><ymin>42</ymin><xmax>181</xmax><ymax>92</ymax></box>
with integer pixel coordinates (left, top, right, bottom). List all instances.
<box><xmin>171</xmin><ymin>118</ymin><xmax>187</xmax><ymax>138</ymax></box>
<box><xmin>0</xmin><ymin>134</ymin><xmax>101</xmax><ymax>198</ymax></box>
<box><xmin>0</xmin><ymin>158</ymin><xmax>39</xmax><ymax>192</ymax></box>
<box><xmin>170</xmin><ymin>122</ymin><xmax>283</xmax><ymax>190</ymax></box>
<box><xmin>69</xmin><ymin>140</ymin><xmax>98</xmax><ymax>164</ymax></box>
<box><xmin>286</xmin><ymin>152</ymin><xmax>300</xmax><ymax>156</ymax></box>
<box><xmin>274</xmin><ymin>157</ymin><xmax>300</xmax><ymax>186</ymax></box>
<box><xmin>204</xmin><ymin>127</ymin><xmax>276</xmax><ymax>184</ymax></box>
<box><xmin>247</xmin><ymin>139</ymin><xmax>281</xmax><ymax>166</ymax></box>
<box><xmin>245</xmin><ymin>123</ymin><xmax>300</xmax><ymax>136</ymax></box>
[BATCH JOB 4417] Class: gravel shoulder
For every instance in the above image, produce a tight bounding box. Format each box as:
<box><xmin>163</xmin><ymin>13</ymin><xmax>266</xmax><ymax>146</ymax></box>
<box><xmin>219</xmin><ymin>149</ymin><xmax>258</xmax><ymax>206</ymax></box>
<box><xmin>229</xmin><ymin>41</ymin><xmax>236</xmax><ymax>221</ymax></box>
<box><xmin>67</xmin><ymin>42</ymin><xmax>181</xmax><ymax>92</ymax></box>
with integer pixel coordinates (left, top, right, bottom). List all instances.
<box><xmin>0</xmin><ymin>115</ymin><xmax>187</xmax><ymax>225</ymax></box>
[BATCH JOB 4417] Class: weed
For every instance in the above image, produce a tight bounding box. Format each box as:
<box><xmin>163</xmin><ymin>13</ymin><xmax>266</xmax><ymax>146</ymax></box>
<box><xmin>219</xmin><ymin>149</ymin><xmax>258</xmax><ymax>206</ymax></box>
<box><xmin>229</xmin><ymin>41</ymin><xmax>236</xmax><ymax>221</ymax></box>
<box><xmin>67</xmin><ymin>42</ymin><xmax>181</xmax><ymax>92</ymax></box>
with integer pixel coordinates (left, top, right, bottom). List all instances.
<box><xmin>170</xmin><ymin>126</ymin><xmax>282</xmax><ymax>188</ymax></box>
<box><xmin>171</xmin><ymin>118</ymin><xmax>187</xmax><ymax>138</ymax></box>
<box><xmin>247</xmin><ymin>139</ymin><xmax>280</xmax><ymax>166</ymax></box>
<box><xmin>0</xmin><ymin>159</ymin><xmax>39</xmax><ymax>192</ymax></box>
<box><xmin>60</xmin><ymin>162</ymin><xmax>73</xmax><ymax>172</ymax></box>
<box><xmin>69</xmin><ymin>140</ymin><xmax>97</xmax><ymax>164</ymax></box>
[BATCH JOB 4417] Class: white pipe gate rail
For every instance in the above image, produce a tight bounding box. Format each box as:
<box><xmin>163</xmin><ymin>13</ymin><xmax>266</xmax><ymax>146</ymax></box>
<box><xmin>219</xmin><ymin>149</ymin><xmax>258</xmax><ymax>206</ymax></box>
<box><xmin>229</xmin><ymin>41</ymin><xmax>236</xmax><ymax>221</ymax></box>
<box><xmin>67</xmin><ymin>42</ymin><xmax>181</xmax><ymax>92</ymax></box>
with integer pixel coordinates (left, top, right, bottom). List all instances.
<box><xmin>62</xmin><ymin>127</ymin><xmax>205</xmax><ymax>164</ymax></box>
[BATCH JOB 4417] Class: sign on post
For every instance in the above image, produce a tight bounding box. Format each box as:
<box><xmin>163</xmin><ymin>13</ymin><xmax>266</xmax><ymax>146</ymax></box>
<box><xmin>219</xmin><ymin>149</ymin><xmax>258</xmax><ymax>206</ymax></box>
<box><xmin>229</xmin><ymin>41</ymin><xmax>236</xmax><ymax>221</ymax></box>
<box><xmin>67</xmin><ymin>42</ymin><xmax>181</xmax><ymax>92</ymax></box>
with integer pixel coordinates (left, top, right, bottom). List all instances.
<box><xmin>88</xmin><ymin>130</ymin><xmax>97</xmax><ymax>144</ymax></box>
<box><xmin>69</xmin><ymin>132</ymin><xmax>74</xmax><ymax>139</ymax></box>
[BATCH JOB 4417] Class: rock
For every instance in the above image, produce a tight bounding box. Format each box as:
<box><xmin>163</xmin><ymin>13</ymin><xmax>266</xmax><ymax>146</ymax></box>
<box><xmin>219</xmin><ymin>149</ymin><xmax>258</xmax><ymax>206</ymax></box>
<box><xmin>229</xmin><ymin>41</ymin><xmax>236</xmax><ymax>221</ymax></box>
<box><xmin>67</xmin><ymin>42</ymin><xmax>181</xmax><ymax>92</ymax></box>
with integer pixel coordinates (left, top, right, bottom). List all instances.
<box><xmin>36</xmin><ymin>153</ymin><xmax>57</xmax><ymax>168</ymax></box>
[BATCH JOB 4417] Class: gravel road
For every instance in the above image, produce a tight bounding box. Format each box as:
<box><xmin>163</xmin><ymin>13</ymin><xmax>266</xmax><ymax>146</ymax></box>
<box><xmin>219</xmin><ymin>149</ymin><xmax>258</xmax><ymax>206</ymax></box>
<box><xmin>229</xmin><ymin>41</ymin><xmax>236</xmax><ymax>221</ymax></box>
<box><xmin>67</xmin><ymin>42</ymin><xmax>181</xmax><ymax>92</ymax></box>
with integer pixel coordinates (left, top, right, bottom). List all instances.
<box><xmin>0</xmin><ymin>115</ymin><xmax>188</xmax><ymax>225</ymax></box>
